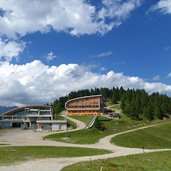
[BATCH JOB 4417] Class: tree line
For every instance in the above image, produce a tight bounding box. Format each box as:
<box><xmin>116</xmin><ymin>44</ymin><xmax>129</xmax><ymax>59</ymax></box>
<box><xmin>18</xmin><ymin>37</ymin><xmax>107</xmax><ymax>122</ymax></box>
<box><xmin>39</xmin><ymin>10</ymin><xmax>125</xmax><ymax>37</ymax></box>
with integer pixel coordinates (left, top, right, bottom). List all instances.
<box><xmin>52</xmin><ymin>87</ymin><xmax>171</xmax><ymax>121</ymax></box>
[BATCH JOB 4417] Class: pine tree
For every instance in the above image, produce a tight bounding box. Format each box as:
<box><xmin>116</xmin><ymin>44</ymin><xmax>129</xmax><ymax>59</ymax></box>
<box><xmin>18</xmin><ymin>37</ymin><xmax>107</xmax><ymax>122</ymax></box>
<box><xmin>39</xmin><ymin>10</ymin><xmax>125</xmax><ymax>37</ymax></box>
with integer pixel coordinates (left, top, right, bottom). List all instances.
<box><xmin>143</xmin><ymin>105</ymin><xmax>153</xmax><ymax>121</ymax></box>
<box><xmin>154</xmin><ymin>106</ymin><xmax>162</xmax><ymax>119</ymax></box>
<box><xmin>52</xmin><ymin>87</ymin><xmax>171</xmax><ymax>121</ymax></box>
<box><xmin>112</xmin><ymin>90</ymin><xmax>118</xmax><ymax>104</ymax></box>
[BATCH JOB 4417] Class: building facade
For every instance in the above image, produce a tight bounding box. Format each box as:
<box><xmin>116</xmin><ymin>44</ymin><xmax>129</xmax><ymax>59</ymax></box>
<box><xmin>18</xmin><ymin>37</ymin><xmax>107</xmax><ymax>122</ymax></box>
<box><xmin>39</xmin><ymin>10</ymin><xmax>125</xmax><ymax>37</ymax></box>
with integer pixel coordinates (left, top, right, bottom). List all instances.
<box><xmin>65</xmin><ymin>95</ymin><xmax>104</xmax><ymax>116</ymax></box>
<box><xmin>0</xmin><ymin>106</ymin><xmax>67</xmax><ymax>131</ymax></box>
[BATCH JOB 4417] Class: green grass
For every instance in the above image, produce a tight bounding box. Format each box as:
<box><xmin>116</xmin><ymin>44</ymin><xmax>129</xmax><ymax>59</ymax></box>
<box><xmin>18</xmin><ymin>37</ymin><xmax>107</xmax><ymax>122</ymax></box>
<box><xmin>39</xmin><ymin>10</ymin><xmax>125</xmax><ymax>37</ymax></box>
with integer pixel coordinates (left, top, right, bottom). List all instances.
<box><xmin>105</xmin><ymin>100</ymin><xmax>113</xmax><ymax>106</ymax></box>
<box><xmin>0</xmin><ymin>144</ymin><xmax>8</xmax><ymax>145</ymax></box>
<box><xmin>62</xmin><ymin>151</ymin><xmax>171</xmax><ymax>171</ymax></box>
<box><xmin>67</xmin><ymin>119</ymin><xmax>77</xmax><ymax>129</ymax></box>
<box><xmin>45</xmin><ymin>102</ymin><xmax>171</xmax><ymax>144</ymax></box>
<box><xmin>0</xmin><ymin>146</ymin><xmax>111</xmax><ymax>165</ymax></box>
<box><xmin>112</xmin><ymin>122</ymin><xmax>171</xmax><ymax>149</ymax></box>
<box><xmin>45</xmin><ymin>127</ymin><xmax>105</xmax><ymax>144</ymax></box>
<box><xmin>109</xmin><ymin>103</ymin><xmax>120</xmax><ymax>111</ymax></box>
<box><xmin>71</xmin><ymin>116</ymin><xmax>93</xmax><ymax>125</ymax></box>
<box><xmin>44</xmin><ymin>116</ymin><xmax>146</xmax><ymax>144</ymax></box>
<box><xmin>55</xmin><ymin>115</ymin><xmax>65</xmax><ymax>120</ymax></box>
<box><xmin>106</xmin><ymin>102</ymin><xmax>138</xmax><ymax>125</ymax></box>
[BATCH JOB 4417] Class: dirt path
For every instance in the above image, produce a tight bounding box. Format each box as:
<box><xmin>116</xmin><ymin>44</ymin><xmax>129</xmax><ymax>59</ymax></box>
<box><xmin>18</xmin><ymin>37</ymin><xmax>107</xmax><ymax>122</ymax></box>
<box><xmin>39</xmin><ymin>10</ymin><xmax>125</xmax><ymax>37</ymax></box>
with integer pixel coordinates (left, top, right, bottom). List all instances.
<box><xmin>1</xmin><ymin>149</ymin><xmax>170</xmax><ymax>171</ymax></box>
<box><xmin>0</xmin><ymin>118</ymin><xmax>170</xmax><ymax>171</ymax></box>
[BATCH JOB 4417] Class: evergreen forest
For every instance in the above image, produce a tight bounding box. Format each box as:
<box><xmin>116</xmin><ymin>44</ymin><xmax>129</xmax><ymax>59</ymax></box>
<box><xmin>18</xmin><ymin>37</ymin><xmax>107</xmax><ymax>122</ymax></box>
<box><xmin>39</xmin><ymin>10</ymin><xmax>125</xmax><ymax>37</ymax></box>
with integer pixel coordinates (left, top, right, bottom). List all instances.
<box><xmin>52</xmin><ymin>87</ymin><xmax>171</xmax><ymax>121</ymax></box>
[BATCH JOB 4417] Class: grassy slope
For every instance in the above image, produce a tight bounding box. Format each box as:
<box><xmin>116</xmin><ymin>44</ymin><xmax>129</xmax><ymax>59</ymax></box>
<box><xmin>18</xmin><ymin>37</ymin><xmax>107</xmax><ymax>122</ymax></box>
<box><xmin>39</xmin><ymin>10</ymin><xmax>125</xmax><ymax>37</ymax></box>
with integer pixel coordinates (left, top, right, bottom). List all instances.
<box><xmin>112</xmin><ymin>122</ymin><xmax>171</xmax><ymax>149</ymax></box>
<box><xmin>45</xmin><ymin>103</ymin><xmax>171</xmax><ymax>144</ymax></box>
<box><xmin>45</xmin><ymin>127</ymin><xmax>106</xmax><ymax>144</ymax></box>
<box><xmin>67</xmin><ymin>119</ymin><xmax>77</xmax><ymax>128</ymax></box>
<box><xmin>109</xmin><ymin>103</ymin><xmax>136</xmax><ymax>123</ymax></box>
<box><xmin>55</xmin><ymin>115</ymin><xmax>65</xmax><ymax>120</ymax></box>
<box><xmin>0</xmin><ymin>146</ymin><xmax>111</xmax><ymax>165</ymax></box>
<box><xmin>44</xmin><ymin>116</ymin><xmax>148</xmax><ymax>144</ymax></box>
<box><xmin>62</xmin><ymin>151</ymin><xmax>171</xmax><ymax>171</ymax></box>
<box><xmin>44</xmin><ymin>103</ymin><xmax>152</xmax><ymax>144</ymax></box>
<box><xmin>70</xmin><ymin>116</ymin><xmax>93</xmax><ymax>125</ymax></box>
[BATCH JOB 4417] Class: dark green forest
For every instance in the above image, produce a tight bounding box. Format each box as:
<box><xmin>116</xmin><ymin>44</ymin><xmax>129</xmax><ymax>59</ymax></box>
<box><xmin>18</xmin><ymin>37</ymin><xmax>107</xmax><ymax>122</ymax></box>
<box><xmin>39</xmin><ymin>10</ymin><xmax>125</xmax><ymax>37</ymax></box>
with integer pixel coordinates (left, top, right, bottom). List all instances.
<box><xmin>52</xmin><ymin>87</ymin><xmax>171</xmax><ymax>121</ymax></box>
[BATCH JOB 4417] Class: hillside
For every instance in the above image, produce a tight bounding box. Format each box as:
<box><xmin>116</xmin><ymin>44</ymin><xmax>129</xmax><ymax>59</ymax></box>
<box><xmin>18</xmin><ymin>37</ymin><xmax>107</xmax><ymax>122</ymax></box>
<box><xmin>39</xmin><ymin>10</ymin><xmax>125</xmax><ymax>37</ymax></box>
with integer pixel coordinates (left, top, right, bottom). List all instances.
<box><xmin>53</xmin><ymin>87</ymin><xmax>171</xmax><ymax>122</ymax></box>
<box><xmin>112</xmin><ymin>121</ymin><xmax>171</xmax><ymax>149</ymax></box>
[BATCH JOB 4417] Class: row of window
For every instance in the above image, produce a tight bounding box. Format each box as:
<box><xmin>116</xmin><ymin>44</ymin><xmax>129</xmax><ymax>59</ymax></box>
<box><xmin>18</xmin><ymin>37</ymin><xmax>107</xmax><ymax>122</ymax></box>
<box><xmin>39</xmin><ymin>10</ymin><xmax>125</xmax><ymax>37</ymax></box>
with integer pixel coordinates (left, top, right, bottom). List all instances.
<box><xmin>69</xmin><ymin>111</ymin><xmax>99</xmax><ymax>113</ymax></box>
<box><xmin>68</xmin><ymin>105</ymin><xmax>100</xmax><ymax>108</ymax></box>
<box><xmin>70</xmin><ymin>102</ymin><xmax>99</xmax><ymax>105</ymax></box>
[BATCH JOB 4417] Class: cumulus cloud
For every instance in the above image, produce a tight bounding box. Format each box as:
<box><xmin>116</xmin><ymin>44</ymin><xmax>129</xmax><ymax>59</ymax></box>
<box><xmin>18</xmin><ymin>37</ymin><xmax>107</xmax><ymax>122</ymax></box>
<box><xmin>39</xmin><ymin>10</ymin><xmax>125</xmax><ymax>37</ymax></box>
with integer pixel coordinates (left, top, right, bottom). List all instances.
<box><xmin>0</xmin><ymin>38</ymin><xmax>25</xmax><ymax>62</ymax></box>
<box><xmin>98</xmin><ymin>0</ymin><xmax>144</xmax><ymax>28</ymax></box>
<box><xmin>0</xmin><ymin>0</ymin><xmax>144</xmax><ymax>38</ymax></box>
<box><xmin>151</xmin><ymin>0</ymin><xmax>171</xmax><ymax>14</ymax></box>
<box><xmin>0</xmin><ymin>60</ymin><xmax>171</xmax><ymax>106</ymax></box>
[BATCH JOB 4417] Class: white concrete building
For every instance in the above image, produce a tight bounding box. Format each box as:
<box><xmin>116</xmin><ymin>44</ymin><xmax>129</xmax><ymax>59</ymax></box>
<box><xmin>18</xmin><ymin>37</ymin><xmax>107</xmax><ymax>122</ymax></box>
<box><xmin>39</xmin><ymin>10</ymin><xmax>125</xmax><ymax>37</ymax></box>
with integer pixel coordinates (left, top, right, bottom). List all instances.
<box><xmin>0</xmin><ymin>106</ymin><xmax>67</xmax><ymax>131</ymax></box>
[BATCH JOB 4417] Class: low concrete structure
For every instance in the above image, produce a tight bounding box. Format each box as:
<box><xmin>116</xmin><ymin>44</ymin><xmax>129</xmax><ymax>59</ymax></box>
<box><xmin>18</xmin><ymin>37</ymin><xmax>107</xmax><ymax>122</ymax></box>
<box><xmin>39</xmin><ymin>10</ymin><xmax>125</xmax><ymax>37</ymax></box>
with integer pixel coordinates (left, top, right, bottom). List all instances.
<box><xmin>0</xmin><ymin>106</ymin><xmax>67</xmax><ymax>131</ymax></box>
<box><xmin>37</xmin><ymin>120</ymin><xmax>67</xmax><ymax>131</ymax></box>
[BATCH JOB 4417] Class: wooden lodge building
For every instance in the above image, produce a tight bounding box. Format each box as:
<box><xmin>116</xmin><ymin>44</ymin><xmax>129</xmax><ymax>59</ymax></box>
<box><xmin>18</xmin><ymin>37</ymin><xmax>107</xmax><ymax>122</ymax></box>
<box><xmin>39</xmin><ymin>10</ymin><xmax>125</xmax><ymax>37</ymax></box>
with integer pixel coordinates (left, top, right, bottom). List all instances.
<box><xmin>65</xmin><ymin>95</ymin><xmax>104</xmax><ymax>116</ymax></box>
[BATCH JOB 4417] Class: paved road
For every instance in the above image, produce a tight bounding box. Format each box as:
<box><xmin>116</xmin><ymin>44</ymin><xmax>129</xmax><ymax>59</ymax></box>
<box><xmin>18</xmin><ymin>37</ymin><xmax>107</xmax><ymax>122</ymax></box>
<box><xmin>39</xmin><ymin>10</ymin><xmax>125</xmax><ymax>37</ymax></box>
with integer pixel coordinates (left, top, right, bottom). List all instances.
<box><xmin>0</xmin><ymin>117</ymin><xmax>170</xmax><ymax>171</ymax></box>
<box><xmin>0</xmin><ymin>116</ymin><xmax>87</xmax><ymax>147</ymax></box>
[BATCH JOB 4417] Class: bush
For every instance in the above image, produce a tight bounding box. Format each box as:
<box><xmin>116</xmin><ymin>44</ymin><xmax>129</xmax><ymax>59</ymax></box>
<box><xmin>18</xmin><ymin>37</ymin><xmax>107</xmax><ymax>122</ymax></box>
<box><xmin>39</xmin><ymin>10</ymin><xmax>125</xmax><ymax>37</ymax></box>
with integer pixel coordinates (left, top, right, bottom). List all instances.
<box><xmin>94</xmin><ymin>117</ymin><xmax>106</xmax><ymax>131</ymax></box>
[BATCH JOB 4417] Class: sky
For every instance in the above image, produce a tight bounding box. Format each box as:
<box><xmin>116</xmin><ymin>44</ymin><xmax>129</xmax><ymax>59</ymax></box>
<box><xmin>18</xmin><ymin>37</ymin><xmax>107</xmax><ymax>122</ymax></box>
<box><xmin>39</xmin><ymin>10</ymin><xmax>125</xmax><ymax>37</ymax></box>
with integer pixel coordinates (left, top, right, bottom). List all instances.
<box><xmin>0</xmin><ymin>0</ymin><xmax>171</xmax><ymax>106</ymax></box>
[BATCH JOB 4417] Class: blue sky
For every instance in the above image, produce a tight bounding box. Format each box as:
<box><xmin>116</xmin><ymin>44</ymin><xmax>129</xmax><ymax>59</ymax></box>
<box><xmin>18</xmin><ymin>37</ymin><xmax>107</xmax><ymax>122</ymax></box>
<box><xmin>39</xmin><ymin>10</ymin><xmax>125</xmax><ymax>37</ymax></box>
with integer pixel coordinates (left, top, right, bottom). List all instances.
<box><xmin>19</xmin><ymin>0</ymin><xmax>171</xmax><ymax>81</ymax></box>
<box><xmin>0</xmin><ymin>0</ymin><xmax>171</xmax><ymax>106</ymax></box>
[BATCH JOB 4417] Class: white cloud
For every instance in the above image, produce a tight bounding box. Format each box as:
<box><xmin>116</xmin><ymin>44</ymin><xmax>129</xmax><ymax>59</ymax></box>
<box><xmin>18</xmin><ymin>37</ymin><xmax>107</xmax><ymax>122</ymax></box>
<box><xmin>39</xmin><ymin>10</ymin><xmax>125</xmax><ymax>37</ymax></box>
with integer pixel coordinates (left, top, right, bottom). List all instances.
<box><xmin>167</xmin><ymin>72</ymin><xmax>171</xmax><ymax>78</ymax></box>
<box><xmin>151</xmin><ymin>0</ymin><xmax>171</xmax><ymax>14</ymax></box>
<box><xmin>0</xmin><ymin>0</ymin><xmax>97</xmax><ymax>37</ymax></box>
<box><xmin>0</xmin><ymin>60</ymin><xmax>171</xmax><ymax>106</ymax></box>
<box><xmin>0</xmin><ymin>38</ymin><xmax>25</xmax><ymax>62</ymax></box>
<box><xmin>0</xmin><ymin>0</ymin><xmax>144</xmax><ymax>38</ymax></box>
<box><xmin>97</xmin><ymin>51</ymin><xmax>113</xmax><ymax>58</ymax></box>
<box><xmin>152</xmin><ymin>75</ymin><xmax>160</xmax><ymax>81</ymax></box>
<box><xmin>100</xmin><ymin>67</ymin><xmax>108</xmax><ymax>71</ymax></box>
<box><xmin>91</xmin><ymin>51</ymin><xmax>113</xmax><ymax>58</ymax></box>
<box><xmin>46</xmin><ymin>51</ymin><xmax>56</xmax><ymax>61</ymax></box>
<box><xmin>98</xmin><ymin>0</ymin><xmax>144</xmax><ymax>28</ymax></box>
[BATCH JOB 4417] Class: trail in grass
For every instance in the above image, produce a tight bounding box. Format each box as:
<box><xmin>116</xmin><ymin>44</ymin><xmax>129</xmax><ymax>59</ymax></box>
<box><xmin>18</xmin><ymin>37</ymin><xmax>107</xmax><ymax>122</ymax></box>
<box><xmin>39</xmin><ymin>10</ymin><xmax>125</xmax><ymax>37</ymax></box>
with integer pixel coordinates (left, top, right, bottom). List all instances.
<box><xmin>0</xmin><ymin>115</ymin><xmax>171</xmax><ymax>171</ymax></box>
<box><xmin>62</xmin><ymin>151</ymin><xmax>171</xmax><ymax>171</ymax></box>
<box><xmin>112</xmin><ymin>122</ymin><xmax>171</xmax><ymax>149</ymax></box>
<box><xmin>70</xmin><ymin>116</ymin><xmax>93</xmax><ymax>125</ymax></box>
<box><xmin>0</xmin><ymin>146</ymin><xmax>111</xmax><ymax>165</ymax></box>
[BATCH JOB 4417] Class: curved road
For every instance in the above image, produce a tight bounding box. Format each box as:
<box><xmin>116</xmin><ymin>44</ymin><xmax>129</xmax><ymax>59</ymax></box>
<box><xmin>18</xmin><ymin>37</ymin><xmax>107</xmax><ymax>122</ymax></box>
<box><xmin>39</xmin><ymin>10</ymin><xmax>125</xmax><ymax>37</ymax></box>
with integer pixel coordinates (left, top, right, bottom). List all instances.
<box><xmin>0</xmin><ymin>117</ymin><xmax>171</xmax><ymax>171</ymax></box>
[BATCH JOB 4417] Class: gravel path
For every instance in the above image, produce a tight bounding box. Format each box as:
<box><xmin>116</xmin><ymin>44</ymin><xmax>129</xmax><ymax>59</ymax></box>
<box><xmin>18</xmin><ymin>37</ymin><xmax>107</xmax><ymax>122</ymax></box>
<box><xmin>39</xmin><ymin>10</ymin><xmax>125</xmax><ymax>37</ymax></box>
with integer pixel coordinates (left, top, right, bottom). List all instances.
<box><xmin>0</xmin><ymin>117</ymin><xmax>170</xmax><ymax>171</ymax></box>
